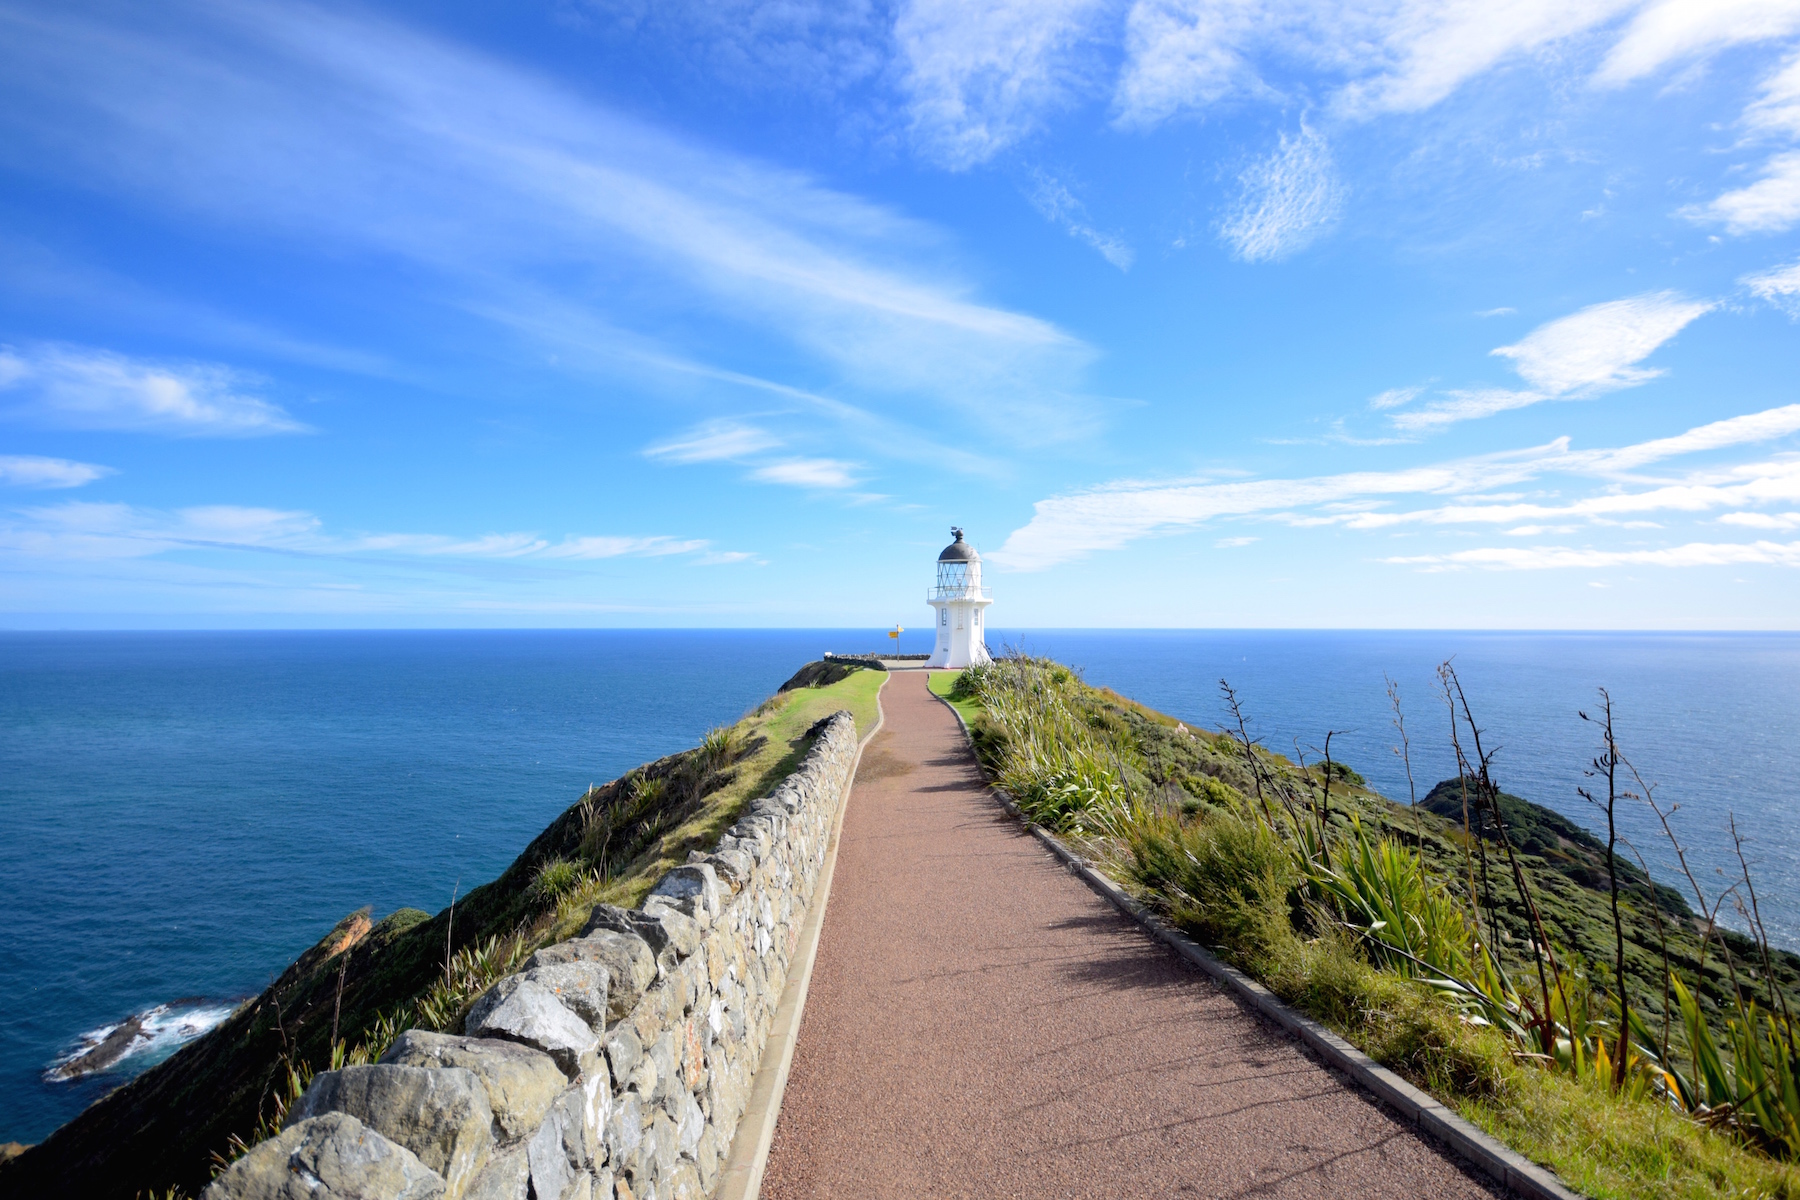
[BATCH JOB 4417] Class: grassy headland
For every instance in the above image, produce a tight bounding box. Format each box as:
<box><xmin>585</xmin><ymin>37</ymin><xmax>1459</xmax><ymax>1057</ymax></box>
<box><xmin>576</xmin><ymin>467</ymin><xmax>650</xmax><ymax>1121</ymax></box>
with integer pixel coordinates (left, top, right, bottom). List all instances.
<box><xmin>936</xmin><ymin>659</ymin><xmax>1800</xmax><ymax>1200</ymax></box>
<box><xmin>0</xmin><ymin>664</ymin><xmax>883</xmax><ymax>1200</ymax></box>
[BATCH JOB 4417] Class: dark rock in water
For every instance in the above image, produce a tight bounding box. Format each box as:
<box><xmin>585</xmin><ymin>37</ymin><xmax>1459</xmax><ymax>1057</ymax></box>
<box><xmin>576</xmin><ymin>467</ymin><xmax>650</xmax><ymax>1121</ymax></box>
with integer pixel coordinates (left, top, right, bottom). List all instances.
<box><xmin>52</xmin><ymin>1015</ymin><xmax>150</xmax><ymax>1080</ymax></box>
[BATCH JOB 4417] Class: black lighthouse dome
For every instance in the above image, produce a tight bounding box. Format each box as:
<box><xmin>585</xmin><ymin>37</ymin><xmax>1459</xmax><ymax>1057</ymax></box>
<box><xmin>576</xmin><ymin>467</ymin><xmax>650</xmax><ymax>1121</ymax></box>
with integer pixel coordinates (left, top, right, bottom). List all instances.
<box><xmin>938</xmin><ymin>527</ymin><xmax>979</xmax><ymax>562</ymax></box>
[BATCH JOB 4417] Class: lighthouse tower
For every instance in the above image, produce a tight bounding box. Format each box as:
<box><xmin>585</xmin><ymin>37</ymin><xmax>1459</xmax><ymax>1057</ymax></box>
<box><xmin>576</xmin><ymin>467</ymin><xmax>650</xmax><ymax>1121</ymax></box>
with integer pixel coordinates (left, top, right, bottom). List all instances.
<box><xmin>927</xmin><ymin>527</ymin><xmax>993</xmax><ymax>668</ymax></box>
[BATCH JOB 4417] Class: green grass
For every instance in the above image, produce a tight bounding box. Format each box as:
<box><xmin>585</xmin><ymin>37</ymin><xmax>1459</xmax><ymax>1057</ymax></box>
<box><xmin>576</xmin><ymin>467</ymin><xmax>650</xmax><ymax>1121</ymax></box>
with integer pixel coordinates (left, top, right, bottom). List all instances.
<box><xmin>539</xmin><ymin>663</ymin><xmax>884</xmax><ymax>930</ymax></box>
<box><xmin>927</xmin><ymin>668</ymin><xmax>984</xmax><ymax>729</ymax></box>
<box><xmin>775</xmin><ymin>664</ymin><xmax>886</xmax><ymax>741</ymax></box>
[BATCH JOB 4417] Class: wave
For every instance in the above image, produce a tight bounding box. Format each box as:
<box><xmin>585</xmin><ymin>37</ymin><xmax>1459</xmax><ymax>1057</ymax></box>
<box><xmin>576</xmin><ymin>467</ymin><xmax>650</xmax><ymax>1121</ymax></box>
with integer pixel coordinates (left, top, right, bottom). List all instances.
<box><xmin>45</xmin><ymin>999</ymin><xmax>239</xmax><ymax>1082</ymax></box>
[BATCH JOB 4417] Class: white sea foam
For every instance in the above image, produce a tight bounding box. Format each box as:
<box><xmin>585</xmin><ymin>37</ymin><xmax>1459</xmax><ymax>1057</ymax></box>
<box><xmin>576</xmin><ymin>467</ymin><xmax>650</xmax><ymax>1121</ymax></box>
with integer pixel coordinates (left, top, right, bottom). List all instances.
<box><xmin>46</xmin><ymin>1000</ymin><xmax>238</xmax><ymax>1081</ymax></box>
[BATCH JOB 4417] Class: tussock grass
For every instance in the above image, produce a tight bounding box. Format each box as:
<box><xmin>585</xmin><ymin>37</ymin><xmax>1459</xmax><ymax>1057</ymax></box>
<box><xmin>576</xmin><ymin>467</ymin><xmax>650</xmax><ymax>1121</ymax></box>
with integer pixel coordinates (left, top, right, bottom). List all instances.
<box><xmin>528</xmin><ymin>858</ymin><xmax>581</xmax><ymax>905</ymax></box>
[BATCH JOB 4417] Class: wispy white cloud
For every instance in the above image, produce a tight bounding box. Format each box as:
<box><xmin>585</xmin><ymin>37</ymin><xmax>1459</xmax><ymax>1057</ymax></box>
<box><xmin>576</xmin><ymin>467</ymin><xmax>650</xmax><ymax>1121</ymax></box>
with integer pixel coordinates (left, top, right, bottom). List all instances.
<box><xmin>1214</xmin><ymin>535</ymin><xmax>1258</xmax><ymax>547</ymax></box>
<box><xmin>1386</xmin><ymin>388</ymin><xmax>1548</xmax><ymax>433</ymax></box>
<box><xmin>1112</xmin><ymin>0</ymin><xmax>1256</xmax><ymax>130</ymax></box>
<box><xmin>1721</xmin><ymin>509</ymin><xmax>1800</xmax><ymax>528</ymax></box>
<box><xmin>1680</xmin><ymin>35</ymin><xmax>1800</xmax><ymax>237</ymax></box>
<box><xmin>0</xmin><ymin>500</ymin><xmax>737</xmax><ymax>564</ymax></box>
<box><xmin>995</xmin><ymin>459</ymin><xmax>1519</xmax><ymax>570</ymax></box>
<box><xmin>895</xmin><ymin>0</ymin><xmax>1115</xmax><ymax>169</ymax></box>
<box><xmin>1683</xmin><ymin>151</ymin><xmax>1800</xmax><ymax>235</ymax></box>
<box><xmin>1218</xmin><ymin>125</ymin><xmax>1342</xmax><ymax>262</ymax></box>
<box><xmin>1023</xmin><ymin>170</ymin><xmax>1135</xmax><ymax>269</ymax></box>
<box><xmin>1743</xmin><ymin>258</ymin><xmax>1800</xmax><ymax>315</ymax></box>
<box><xmin>1596</xmin><ymin>0</ymin><xmax>1800</xmax><ymax>86</ymax></box>
<box><xmin>0</xmin><ymin>2</ymin><xmax>1095</xmax><ymax>438</ymax></box>
<box><xmin>1367</xmin><ymin>386</ymin><xmax>1423</xmax><ymax>411</ymax></box>
<box><xmin>1745</xmin><ymin>49</ymin><xmax>1800</xmax><ymax>137</ymax></box>
<box><xmin>0</xmin><ymin>344</ymin><xmax>308</xmax><ymax>436</ymax></box>
<box><xmin>994</xmin><ymin>403</ymin><xmax>1800</xmax><ymax>569</ymax></box>
<box><xmin>1491</xmin><ymin>291</ymin><xmax>1714</xmax><ymax>394</ymax></box>
<box><xmin>749</xmin><ymin>458</ymin><xmax>858</xmax><ymax>488</ymax></box>
<box><xmin>1388</xmin><ymin>291</ymin><xmax>1713</xmax><ymax>433</ymax></box>
<box><xmin>1580</xmin><ymin>402</ymin><xmax>1800</xmax><ymax>470</ymax></box>
<box><xmin>1292</xmin><ymin>456</ymin><xmax>1800</xmax><ymax>529</ymax></box>
<box><xmin>644</xmin><ymin>419</ymin><xmax>782</xmax><ymax>463</ymax></box>
<box><xmin>1113</xmin><ymin>0</ymin><xmax>1798</xmax><ymax>131</ymax></box>
<box><xmin>1386</xmin><ymin>540</ymin><xmax>1800</xmax><ymax>571</ymax></box>
<box><xmin>1113</xmin><ymin>0</ymin><xmax>1640</xmax><ymax>129</ymax></box>
<box><xmin>539</xmin><ymin>535</ymin><xmax>712</xmax><ymax>559</ymax></box>
<box><xmin>0</xmin><ymin>453</ymin><xmax>114</xmax><ymax>488</ymax></box>
<box><xmin>1339</xmin><ymin>1</ymin><xmax>1641</xmax><ymax>116</ymax></box>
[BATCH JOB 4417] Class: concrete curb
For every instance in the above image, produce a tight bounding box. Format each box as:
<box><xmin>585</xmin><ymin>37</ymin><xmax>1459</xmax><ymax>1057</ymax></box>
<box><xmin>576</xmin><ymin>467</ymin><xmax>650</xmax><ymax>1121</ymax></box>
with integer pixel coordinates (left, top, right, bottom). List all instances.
<box><xmin>927</xmin><ymin>674</ymin><xmax>1580</xmax><ymax>1200</ymax></box>
<box><xmin>717</xmin><ymin>673</ymin><xmax>889</xmax><ymax>1200</ymax></box>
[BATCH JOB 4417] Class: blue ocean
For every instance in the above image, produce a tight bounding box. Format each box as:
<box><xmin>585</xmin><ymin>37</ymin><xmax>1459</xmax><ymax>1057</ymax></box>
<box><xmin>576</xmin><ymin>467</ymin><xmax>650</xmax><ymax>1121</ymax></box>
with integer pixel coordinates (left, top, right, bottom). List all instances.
<box><xmin>3</xmin><ymin>629</ymin><xmax>1798</xmax><ymax>1145</ymax></box>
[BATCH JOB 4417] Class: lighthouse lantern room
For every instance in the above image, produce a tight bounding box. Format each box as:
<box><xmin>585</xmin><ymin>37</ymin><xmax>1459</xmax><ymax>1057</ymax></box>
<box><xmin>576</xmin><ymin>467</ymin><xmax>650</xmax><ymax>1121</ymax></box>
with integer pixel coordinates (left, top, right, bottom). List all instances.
<box><xmin>927</xmin><ymin>527</ymin><xmax>993</xmax><ymax>669</ymax></box>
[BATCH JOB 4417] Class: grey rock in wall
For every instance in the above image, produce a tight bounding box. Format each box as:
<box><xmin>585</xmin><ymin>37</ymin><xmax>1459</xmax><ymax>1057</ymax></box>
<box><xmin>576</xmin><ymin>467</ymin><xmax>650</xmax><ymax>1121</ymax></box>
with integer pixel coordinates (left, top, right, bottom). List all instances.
<box><xmin>461</xmin><ymin>1145</ymin><xmax>528</xmax><ymax>1200</ymax></box>
<box><xmin>645</xmin><ymin>864</ymin><xmax>723</xmax><ymax>925</ymax></box>
<box><xmin>466</xmin><ymin>978</ymin><xmax>599</xmax><ymax>1077</ymax></box>
<box><xmin>379</xmin><ymin>1031</ymin><xmax>566</xmax><ymax>1145</ymax></box>
<box><xmin>291</xmin><ymin>1064</ymin><xmax>492</xmax><ymax>1199</ymax></box>
<box><xmin>526</xmin><ymin>1089</ymin><xmax>598</xmax><ymax>1200</ymax></box>
<box><xmin>585</xmin><ymin>903</ymin><xmax>701</xmax><ymax>961</ymax></box>
<box><xmin>528</xmin><ymin>930</ymin><xmax>656</xmax><ymax>1021</ymax></box>
<box><xmin>517</xmin><ymin>962</ymin><xmax>610</xmax><ymax>1032</ymax></box>
<box><xmin>202</xmin><ymin>1112</ymin><xmax>447</xmax><ymax>1200</ymax></box>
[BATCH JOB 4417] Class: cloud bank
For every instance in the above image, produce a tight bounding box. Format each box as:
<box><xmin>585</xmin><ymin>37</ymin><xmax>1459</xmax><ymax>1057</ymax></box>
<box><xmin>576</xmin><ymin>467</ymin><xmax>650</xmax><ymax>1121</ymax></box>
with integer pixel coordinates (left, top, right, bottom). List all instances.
<box><xmin>994</xmin><ymin>403</ymin><xmax>1800</xmax><ymax>570</ymax></box>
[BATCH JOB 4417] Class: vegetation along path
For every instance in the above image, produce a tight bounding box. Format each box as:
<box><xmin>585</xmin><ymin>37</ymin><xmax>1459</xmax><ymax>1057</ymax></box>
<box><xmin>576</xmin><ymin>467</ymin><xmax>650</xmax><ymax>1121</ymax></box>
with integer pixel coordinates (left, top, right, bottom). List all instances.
<box><xmin>760</xmin><ymin>669</ymin><xmax>1500</xmax><ymax>1199</ymax></box>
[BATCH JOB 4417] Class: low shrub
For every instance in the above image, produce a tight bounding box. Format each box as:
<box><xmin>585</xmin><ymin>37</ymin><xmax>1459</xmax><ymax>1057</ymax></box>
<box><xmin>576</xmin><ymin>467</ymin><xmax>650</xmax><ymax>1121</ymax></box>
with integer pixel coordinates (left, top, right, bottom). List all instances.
<box><xmin>1125</xmin><ymin>810</ymin><xmax>1296</xmax><ymax>954</ymax></box>
<box><xmin>700</xmin><ymin>724</ymin><xmax>741</xmax><ymax>767</ymax></box>
<box><xmin>948</xmin><ymin>664</ymin><xmax>987</xmax><ymax>700</ymax></box>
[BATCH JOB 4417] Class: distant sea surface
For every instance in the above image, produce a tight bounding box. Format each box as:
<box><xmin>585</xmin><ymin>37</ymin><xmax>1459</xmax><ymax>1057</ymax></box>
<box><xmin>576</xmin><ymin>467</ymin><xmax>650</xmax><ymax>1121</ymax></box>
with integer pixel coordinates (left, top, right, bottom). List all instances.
<box><xmin>3</xmin><ymin>629</ymin><xmax>1798</xmax><ymax>1145</ymax></box>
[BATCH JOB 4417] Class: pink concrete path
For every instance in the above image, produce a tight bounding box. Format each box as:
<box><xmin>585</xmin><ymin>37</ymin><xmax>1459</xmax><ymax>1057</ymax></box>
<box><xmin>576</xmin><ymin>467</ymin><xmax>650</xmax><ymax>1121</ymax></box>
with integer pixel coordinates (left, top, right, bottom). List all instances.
<box><xmin>760</xmin><ymin>669</ymin><xmax>1500</xmax><ymax>1200</ymax></box>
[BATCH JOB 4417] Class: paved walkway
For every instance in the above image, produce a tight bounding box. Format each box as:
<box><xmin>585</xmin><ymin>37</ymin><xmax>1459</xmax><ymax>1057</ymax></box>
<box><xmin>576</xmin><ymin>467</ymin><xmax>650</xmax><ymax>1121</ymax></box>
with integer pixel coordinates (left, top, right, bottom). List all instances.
<box><xmin>760</xmin><ymin>670</ymin><xmax>1500</xmax><ymax>1200</ymax></box>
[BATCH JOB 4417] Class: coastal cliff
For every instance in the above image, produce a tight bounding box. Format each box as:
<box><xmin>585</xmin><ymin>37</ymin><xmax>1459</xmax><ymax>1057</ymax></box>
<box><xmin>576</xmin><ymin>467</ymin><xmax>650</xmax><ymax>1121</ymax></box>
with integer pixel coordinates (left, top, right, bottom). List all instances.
<box><xmin>0</xmin><ymin>664</ymin><xmax>881</xmax><ymax>1200</ymax></box>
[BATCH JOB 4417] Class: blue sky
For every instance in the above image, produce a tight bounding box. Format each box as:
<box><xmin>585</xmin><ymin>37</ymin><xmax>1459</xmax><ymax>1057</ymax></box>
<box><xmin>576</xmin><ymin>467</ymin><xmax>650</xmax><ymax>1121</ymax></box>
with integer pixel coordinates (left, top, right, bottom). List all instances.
<box><xmin>2</xmin><ymin>0</ymin><xmax>1799</xmax><ymax>628</ymax></box>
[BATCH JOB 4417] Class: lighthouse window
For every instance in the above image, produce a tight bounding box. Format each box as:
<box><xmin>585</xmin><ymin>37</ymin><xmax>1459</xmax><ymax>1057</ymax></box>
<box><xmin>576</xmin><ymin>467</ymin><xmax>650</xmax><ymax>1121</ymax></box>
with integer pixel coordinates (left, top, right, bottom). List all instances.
<box><xmin>940</xmin><ymin>610</ymin><xmax>947</xmax><ymax>626</ymax></box>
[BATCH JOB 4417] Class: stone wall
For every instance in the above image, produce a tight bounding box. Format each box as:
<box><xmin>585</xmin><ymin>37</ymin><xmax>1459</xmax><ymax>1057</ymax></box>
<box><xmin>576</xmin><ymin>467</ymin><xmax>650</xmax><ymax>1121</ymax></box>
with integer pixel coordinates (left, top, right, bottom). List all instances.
<box><xmin>205</xmin><ymin>711</ymin><xmax>861</xmax><ymax>1200</ymax></box>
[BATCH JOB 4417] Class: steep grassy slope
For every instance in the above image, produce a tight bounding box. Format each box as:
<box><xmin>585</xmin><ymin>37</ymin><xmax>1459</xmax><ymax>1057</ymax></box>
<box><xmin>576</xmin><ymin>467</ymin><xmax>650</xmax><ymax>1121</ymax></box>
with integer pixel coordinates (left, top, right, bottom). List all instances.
<box><xmin>0</xmin><ymin>665</ymin><xmax>882</xmax><ymax>1200</ymax></box>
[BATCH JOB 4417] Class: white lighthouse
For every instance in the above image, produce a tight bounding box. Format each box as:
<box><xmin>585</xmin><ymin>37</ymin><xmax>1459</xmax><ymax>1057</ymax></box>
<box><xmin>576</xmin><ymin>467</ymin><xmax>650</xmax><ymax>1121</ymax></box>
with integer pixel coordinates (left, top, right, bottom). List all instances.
<box><xmin>926</xmin><ymin>527</ymin><xmax>993</xmax><ymax>668</ymax></box>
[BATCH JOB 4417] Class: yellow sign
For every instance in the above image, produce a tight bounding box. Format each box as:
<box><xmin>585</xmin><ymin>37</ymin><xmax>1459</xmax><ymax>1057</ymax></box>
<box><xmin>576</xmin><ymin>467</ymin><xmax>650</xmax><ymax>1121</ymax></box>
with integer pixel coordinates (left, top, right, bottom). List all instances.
<box><xmin>888</xmin><ymin>625</ymin><xmax>903</xmax><ymax>639</ymax></box>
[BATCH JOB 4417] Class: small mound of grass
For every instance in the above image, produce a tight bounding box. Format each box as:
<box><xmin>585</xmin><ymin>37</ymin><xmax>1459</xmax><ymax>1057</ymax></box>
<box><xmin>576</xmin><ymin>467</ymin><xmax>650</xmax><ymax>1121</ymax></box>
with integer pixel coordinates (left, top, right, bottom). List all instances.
<box><xmin>528</xmin><ymin>858</ymin><xmax>582</xmax><ymax>905</ymax></box>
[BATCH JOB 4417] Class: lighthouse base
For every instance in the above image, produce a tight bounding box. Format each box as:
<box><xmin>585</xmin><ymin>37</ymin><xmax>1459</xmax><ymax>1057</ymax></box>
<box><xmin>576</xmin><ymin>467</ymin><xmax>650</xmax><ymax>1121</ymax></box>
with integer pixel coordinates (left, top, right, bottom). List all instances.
<box><xmin>926</xmin><ymin>598</ymin><xmax>992</xmax><ymax>669</ymax></box>
<box><xmin>927</xmin><ymin>643</ymin><xmax>992</xmax><ymax>669</ymax></box>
